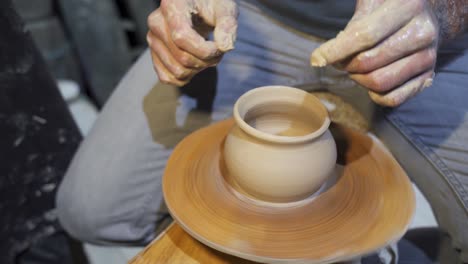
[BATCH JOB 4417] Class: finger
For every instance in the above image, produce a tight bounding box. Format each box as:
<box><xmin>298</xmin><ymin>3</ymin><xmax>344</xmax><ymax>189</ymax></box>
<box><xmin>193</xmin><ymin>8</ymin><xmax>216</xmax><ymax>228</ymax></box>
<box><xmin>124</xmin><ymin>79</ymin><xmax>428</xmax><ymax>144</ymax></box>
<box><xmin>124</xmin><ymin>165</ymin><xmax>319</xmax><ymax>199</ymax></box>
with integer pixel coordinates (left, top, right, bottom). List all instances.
<box><xmin>161</xmin><ymin>0</ymin><xmax>220</xmax><ymax>60</ymax></box>
<box><xmin>311</xmin><ymin>0</ymin><xmax>424</xmax><ymax>67</ymax></box>
<box><xmin>345</xmin><ymin>12</ymin><xmax>438</xmax><ymax>73</ymax></box>
<box><xmin>332</xmin><ymin>0</ymin><xmax>383</xmax><ymax>70</ymax></box>
<box><xmin>213</xmin><ymin>0</ymin><xmax>239</xmax><ymax>51</ymax></box>
<box><xmin>351</xmin><ymin>0</ymin><xmax>385</xmax><ymax>21</ymax></box>
<box><xmin>369</xmin><ymin>70</ymin><xmax>434</xmax><ymax>107</ymax></box>
<box><xmin>150</xmin><ymin>50</ymin><xmax>191</xmax><ymax>86</ymax></box>
<box><xmin>148</xmin><ymin>9</ymin><xmax>210</xmax><ymax>69</ymax></box>
<box><xmin>147</xmin><ymin>31</ymin><xmax>194</xmax><ymax>79</ymax></box>
<box><xmin>350</xmin><ymin>47</ymin><xmax>436</xmax><ymax>93</ymax></box>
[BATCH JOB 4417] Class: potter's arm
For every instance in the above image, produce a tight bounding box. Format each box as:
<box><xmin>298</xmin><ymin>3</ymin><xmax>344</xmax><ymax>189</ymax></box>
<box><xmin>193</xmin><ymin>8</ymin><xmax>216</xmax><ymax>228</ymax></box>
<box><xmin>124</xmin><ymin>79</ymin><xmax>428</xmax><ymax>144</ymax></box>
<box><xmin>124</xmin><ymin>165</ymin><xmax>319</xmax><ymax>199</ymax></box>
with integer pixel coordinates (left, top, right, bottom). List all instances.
<box><xmin>310</xmin><ymin>0</ymin><xmax>468</xmax><ymax>107</ymax></box>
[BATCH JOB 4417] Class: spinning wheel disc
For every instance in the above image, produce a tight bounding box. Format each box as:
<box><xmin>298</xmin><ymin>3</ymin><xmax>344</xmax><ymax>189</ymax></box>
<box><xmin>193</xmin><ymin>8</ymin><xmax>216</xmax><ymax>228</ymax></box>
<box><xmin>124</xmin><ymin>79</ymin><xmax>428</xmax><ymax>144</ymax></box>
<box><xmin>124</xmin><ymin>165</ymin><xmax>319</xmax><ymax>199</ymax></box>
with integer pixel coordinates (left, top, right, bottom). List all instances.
<box><xmin>163</xmin><ymin>119</ymin><xmax>415</xmax><ymax>264</ymax></box>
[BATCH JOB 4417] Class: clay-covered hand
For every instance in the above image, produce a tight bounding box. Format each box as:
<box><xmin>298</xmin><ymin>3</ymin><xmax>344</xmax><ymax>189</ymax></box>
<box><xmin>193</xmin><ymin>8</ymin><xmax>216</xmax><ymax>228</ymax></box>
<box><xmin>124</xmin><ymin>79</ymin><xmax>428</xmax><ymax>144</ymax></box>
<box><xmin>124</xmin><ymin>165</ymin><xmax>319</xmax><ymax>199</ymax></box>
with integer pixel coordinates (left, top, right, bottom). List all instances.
<box><xmin>311</xmin><ymin>0</ymin><xmax>442</xmax><ymax>107</ymax></box>
<box><xmin>147</xmin><ymin>0</ymin><xmax>238</xmax><ymax>86</ymax></box>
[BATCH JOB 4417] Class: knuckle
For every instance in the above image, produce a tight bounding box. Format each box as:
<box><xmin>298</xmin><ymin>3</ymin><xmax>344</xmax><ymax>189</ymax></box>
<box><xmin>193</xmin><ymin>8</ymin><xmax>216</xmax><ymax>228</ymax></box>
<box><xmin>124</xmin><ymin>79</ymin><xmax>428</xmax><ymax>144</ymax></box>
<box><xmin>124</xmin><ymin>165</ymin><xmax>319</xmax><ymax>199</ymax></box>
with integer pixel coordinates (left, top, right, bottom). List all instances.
<box><xmin>427</xmin><ymin>26</ymin><xmax>438</xmax><ymax>42</ymax></box>
<box><xmin>351</xmin><ymin>23</ymin><xmax>377</xmax><ymax>47</ymax></box>
<box><xmin>367</xmin><ymin>73</ymin><xmax>385</xmax><ymax>92</ymax></box>
<box><xmin>147</xmin><ymin>15</ymin><xmax>164</xmax><ymax>36</ymax></box>
<box><xmin>180</xmin><ymin>53</ymin><xmax>207</xmax><ymax>68</ymax></box>
<box><xmin>427</xmin><ymin>48</ymin><xmax>437</xmax><ymax>62</ymax></box>
<box><xmin>147</xmin><ymin>9</ymin><xmax>162</xmax><ymax>26</ymax></box>
<box><xmin>150</xmin><ymin>25</ymin><xmax>163</xmax><ymax>38</ymax></box>
<box><xmin>146</xmin><ymin>32</ymin><xmax>158</xmax><ymax>48</ymax></box>
<box><xmin>172</xmin><ymin>70</ymin><xmax>184</xmax><ymax>79</ymax></box>
<box><xmin>146</xmin><ymin>32</ymin><xmax>153</xmax><ymax>46</ymax></box>
<box><xmin>147</xmin><ymin>10</ymin><xmax>157</xmax><ymax>24</ymax></box>
<box><xmin>178</xmin><ymin>54</ymin><xmax>194</xmax><ymax>67</ymax></box>
<box><xmin>159</xmin><ymin>77</ymin><xmax>170</xmax><ymax>84</ymax></box>
<box><xmin>171</xmin><ymin>29</ymin><xmax>186</xmax><ymax>44</ymax></box>
<box><xmin>358</xmin><ymin>30</ymin><xmax>376</xmax><ymax>46</ymax></box>
<box><xmin>159</xmin><ymin>78</ymin><xmax>170</xmax><ymax>84</ymax></box>
<box><xmin>173</xmin><ymin>67</ymin><xmax>190</xmax><ymax>79</ymax></box>
<box><xmin>424</xmin><ymin>25</ymin><xmax>438</xmax><ymax>43</ymax></box>
<box><xmin>415</xmin><ymin>24</ymin><xmax>438</xmax><ymax>45</ymax></box>
<box><xmin>158</xmin><ymin>73</ymin><xmax>171</xmax><ymax>84</ymax></box>
<box><xmin>353</xmin><ymin>53</ymin><xmax>373</xmax><ymax>72</ymax></box>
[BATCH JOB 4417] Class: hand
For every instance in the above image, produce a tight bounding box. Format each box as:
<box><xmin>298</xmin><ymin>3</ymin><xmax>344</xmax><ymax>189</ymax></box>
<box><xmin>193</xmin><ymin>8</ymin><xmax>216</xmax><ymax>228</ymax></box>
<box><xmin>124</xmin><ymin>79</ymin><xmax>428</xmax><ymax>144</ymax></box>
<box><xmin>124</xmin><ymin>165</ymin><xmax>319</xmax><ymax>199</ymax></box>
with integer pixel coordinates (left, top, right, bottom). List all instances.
<box><xmin>147</xmin><ymin>0</ymin><xmax>238</xmax><ymax>86</ymax></box>
<box><xmin>311</xmin><ymin>0</ymin><xmax>439</xmax><ymax>107</ymax></box>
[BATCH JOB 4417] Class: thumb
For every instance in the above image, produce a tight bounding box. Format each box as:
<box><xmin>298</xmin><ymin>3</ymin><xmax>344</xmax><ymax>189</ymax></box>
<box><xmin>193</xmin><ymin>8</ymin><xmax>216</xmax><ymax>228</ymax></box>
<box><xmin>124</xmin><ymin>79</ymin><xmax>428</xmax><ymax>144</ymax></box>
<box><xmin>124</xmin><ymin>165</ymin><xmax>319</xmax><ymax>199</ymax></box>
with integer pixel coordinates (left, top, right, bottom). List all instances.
<box><xmin>310</xmin><ymin>0</ymin><xmax>384</xmax><ymax>67</ymax></box>
<box><xmin>310</xmin><ymin>0</ymin><xmax>411</xmax><ymax>67</ymax></box>
<box><xmin>213</xmin><ymin>1</ymin><xmax>239</xmax><ymax>52</ymax></box>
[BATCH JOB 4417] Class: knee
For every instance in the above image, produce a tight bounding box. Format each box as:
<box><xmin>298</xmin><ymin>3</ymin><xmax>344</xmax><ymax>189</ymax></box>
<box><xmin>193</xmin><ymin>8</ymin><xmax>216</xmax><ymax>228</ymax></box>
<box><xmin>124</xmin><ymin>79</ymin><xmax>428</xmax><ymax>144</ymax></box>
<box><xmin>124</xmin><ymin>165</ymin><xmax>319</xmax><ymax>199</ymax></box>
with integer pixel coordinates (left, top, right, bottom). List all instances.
<box><xmin>55</xmin><ymin>171</ymin><xmax>160</xmax><ymax>246</ymax></box>
<box><xmin>55</xmin><ymin>176</ymin><xmax>106</xmax><ymax>244</ymax></box>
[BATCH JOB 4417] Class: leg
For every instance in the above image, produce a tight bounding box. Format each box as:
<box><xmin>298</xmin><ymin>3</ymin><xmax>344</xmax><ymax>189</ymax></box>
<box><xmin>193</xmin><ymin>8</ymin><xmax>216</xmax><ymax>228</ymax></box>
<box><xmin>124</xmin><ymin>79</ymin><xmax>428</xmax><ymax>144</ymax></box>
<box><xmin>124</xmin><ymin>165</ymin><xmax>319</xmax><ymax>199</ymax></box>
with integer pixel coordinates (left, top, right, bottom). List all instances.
<box><xmin>55</xmin><ymin>1</ymin><xmax>326</xmax><ymax>246</ymax></box>
<box><xmin>56</xmin><ymin>49</ymin><xmax>166</xmax><ymax>245</ymax></box>
<box><xmin>373</xmin><ymin>32</ymin><xmax>468</xmax><ymax>263</ymax></box>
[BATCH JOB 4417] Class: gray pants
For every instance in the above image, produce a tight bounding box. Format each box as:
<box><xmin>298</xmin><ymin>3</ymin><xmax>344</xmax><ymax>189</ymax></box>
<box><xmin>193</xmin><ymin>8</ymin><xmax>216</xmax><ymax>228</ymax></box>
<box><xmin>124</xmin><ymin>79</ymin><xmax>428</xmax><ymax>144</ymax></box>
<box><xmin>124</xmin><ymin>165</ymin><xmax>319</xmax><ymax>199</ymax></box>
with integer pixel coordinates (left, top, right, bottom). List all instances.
<box><xmin>56</xmin><ymin>1</ymin><xmax>468</xmax><ymax>263</ymax></box>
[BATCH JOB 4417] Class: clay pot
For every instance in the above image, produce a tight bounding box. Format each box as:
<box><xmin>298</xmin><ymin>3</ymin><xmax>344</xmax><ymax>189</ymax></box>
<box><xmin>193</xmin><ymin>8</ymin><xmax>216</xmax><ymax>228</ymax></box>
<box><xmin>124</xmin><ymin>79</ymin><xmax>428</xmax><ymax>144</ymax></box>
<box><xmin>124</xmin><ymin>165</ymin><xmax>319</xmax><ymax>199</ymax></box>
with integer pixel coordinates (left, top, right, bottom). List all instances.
<box><xmin>223</xmin><ymin>86</ymin><xmax>337</xmax><ymax>203</ymax></box>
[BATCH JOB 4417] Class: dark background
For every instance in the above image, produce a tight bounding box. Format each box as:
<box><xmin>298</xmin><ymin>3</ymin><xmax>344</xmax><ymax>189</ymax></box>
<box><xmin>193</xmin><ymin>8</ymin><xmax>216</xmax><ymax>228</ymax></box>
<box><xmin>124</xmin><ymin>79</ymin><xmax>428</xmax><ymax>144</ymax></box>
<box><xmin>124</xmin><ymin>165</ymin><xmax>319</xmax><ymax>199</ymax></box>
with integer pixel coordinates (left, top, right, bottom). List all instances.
<box><xmin>1</xmin><ymin>1</ymin><xmax>160</xmax><ymax>263</ymax></box>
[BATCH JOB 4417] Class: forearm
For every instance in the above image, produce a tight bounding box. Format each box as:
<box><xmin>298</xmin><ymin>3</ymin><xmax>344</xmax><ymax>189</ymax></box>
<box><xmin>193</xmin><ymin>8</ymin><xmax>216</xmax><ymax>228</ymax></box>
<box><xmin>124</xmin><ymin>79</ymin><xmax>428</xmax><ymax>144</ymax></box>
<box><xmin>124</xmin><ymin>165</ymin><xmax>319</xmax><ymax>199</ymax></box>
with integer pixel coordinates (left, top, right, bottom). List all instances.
<box><xmin>429</xmin><ymin>0</ymin><xmax>468</xmax><ymax>41</ymax></box>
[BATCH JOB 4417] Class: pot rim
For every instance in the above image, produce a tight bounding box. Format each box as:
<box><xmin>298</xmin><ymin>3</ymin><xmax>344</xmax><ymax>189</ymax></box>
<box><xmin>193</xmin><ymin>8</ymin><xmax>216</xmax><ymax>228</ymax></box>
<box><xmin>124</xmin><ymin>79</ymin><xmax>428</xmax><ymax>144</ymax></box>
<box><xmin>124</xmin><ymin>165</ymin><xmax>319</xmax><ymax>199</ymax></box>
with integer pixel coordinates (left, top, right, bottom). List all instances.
<box><xmin>233</xmin><ymin>85</ymin><xmax>331</xmax><ymax>144</ymax></box>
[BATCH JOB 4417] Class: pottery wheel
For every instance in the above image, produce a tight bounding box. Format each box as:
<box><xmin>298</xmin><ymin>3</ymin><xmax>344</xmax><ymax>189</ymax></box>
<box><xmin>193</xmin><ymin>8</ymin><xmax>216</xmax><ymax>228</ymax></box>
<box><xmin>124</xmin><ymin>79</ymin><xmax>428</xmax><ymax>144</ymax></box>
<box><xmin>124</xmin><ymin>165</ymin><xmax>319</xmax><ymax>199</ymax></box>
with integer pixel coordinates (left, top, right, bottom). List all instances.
<box><xmin>163</xmin><ymin>119</ymin><xmax>415</xmax><ymax>264</ymax></box>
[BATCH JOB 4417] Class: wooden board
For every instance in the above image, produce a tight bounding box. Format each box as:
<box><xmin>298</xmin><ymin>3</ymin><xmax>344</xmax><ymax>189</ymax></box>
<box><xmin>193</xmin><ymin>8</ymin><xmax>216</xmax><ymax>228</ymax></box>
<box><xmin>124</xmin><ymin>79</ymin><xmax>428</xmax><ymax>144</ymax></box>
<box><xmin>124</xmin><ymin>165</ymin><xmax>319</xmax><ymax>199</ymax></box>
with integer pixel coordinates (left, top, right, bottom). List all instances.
<box><xmin>128</xmin><ymin>222</ymin><xmax>258</xmax><ymax>264</ymax></box>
